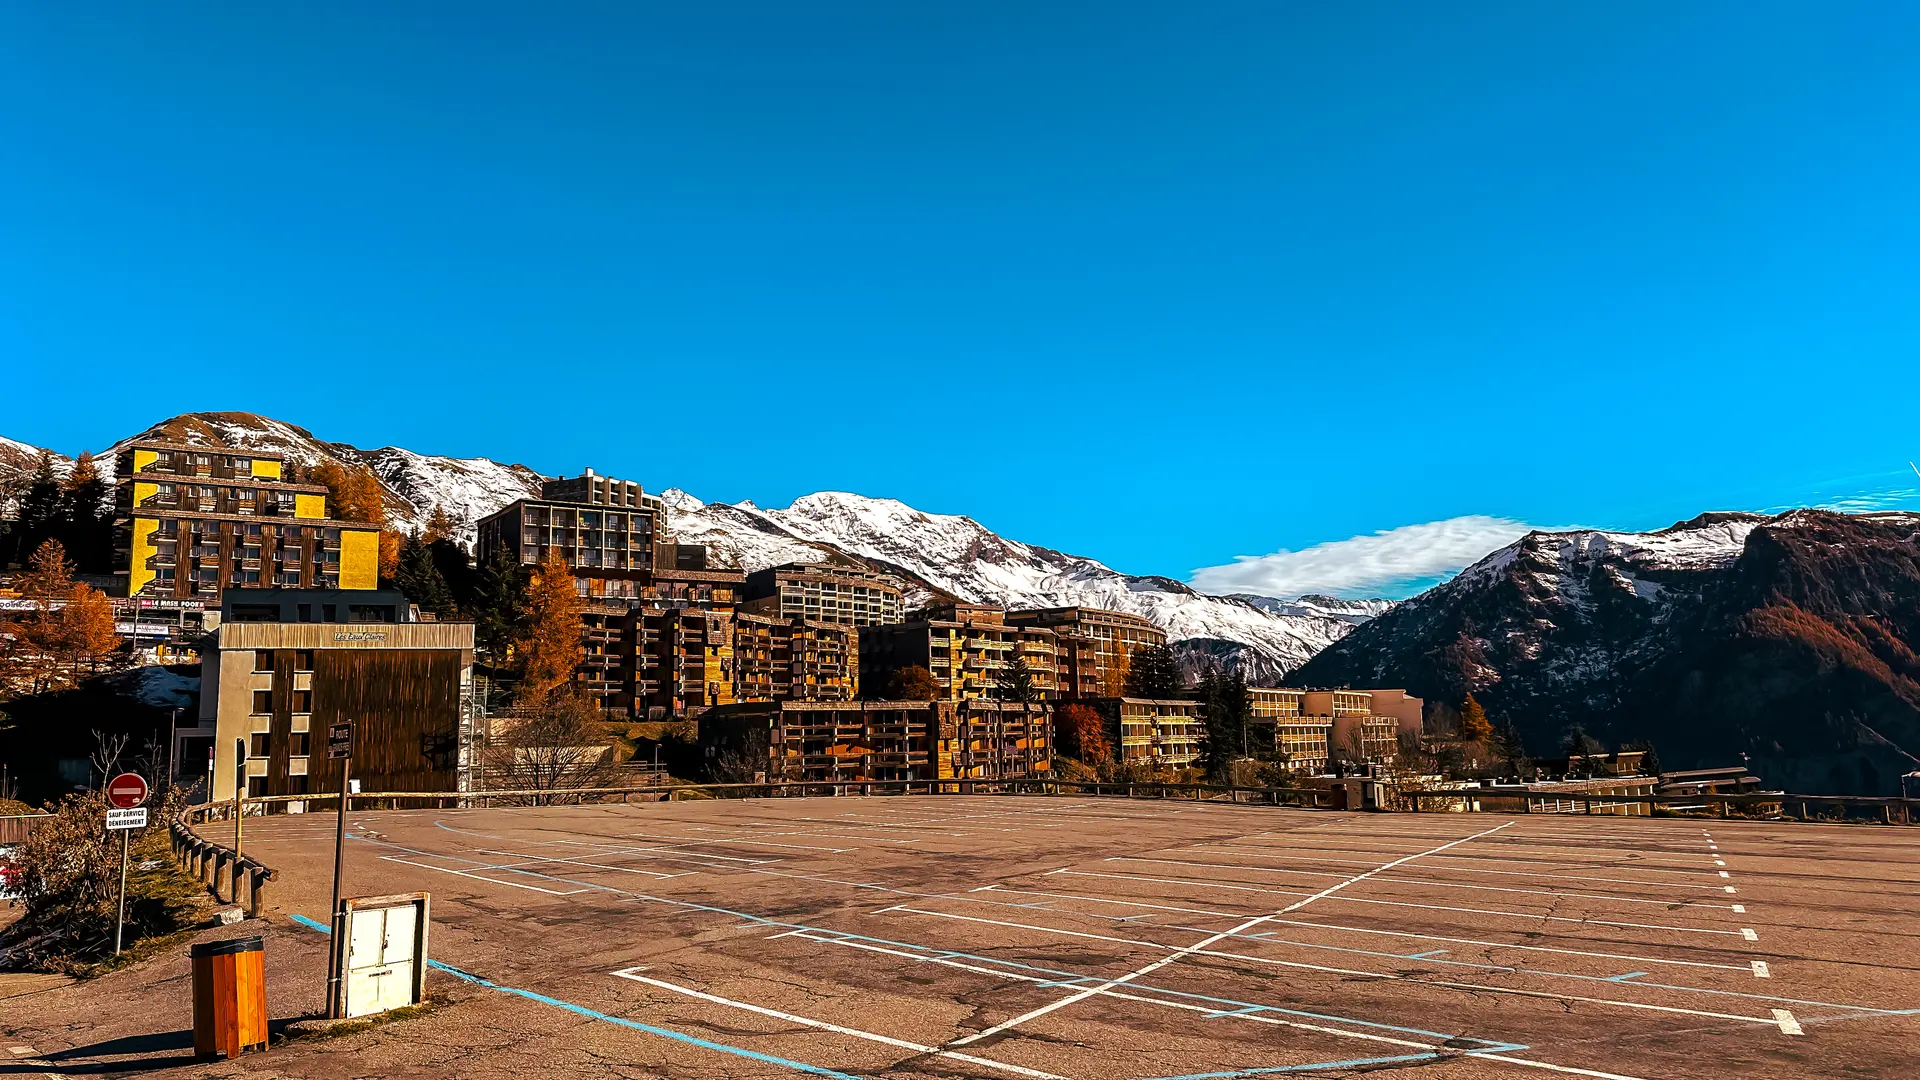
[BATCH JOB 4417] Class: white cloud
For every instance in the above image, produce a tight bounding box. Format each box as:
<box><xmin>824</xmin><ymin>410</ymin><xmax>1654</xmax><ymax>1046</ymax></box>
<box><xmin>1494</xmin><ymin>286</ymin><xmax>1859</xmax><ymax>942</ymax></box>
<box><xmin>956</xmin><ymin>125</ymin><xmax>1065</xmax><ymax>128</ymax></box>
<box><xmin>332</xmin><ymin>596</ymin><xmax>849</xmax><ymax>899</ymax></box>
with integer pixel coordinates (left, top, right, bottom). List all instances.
<box><xmin>1189</xmin><ymin>515</ymin><xmax>1540</xmax><ymax>600</ymax></box>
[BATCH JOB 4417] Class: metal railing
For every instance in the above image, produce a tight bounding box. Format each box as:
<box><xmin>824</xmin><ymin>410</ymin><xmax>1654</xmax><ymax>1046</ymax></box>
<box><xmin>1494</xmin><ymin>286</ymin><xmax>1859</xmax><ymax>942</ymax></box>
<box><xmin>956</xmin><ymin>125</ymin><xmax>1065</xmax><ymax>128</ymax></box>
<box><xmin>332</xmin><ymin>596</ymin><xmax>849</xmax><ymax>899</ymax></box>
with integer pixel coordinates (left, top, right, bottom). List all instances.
<box><xmin>1395</xmin><ymin>787</ymin><xmax>1919</xmax><ymax>822</ymax></box>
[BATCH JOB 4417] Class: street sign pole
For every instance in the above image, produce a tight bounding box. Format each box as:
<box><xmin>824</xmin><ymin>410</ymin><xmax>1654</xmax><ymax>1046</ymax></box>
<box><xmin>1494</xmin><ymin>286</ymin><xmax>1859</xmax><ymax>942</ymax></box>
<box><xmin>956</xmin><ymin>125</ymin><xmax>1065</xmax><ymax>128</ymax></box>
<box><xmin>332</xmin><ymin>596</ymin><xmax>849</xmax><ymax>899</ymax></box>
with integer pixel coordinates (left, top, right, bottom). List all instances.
<box><xmin>113</xmin><ymin>827</ymin><xmax>130</xmax><ymax>955</ymax></box>
<box><xmin>232</xmin><ymin>737</ymin><xmax>246</xmax><ymax>901</ymax></box>
<box><xmin>325</xmin><ymin>719</ymin><xmax>354</xmax><ymax>1019</ymax></box>
<box><xmin>104</xmin><ymin>773</ymin><xmax>150</xmax><ymax>957</ymax></box>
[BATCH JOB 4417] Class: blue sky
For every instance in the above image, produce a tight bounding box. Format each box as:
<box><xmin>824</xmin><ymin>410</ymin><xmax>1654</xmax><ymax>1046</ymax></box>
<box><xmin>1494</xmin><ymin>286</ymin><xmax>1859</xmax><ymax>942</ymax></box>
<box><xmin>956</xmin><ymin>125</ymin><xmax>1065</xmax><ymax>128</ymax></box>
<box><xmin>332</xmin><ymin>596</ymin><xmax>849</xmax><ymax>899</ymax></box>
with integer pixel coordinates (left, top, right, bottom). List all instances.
<box><xmin>4</xmin><ymin>3</ymin><xmax>1917</xmax><ymax>598</ymax></box>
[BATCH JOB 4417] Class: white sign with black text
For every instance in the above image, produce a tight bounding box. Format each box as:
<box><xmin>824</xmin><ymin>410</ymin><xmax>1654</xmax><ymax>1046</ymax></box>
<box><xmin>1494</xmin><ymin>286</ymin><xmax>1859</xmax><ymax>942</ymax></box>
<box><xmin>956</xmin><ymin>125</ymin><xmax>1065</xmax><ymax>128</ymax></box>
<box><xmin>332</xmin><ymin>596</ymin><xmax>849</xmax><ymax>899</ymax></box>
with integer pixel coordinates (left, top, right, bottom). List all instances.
<box><xmin>106</xmin><ymin>807</ymin><xmax>149</xmax><ymax>830</ymax></box>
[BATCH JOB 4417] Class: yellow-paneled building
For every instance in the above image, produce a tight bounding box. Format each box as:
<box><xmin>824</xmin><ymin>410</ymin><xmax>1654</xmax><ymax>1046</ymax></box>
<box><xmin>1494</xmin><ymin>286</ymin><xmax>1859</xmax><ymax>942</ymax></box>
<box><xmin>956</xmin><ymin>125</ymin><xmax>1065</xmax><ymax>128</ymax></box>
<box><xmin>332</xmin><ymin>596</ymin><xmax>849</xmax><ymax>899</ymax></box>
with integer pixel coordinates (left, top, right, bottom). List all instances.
<box><xmin>113</xmin><ymin>442</ymin><xmax>382</xmax><ymax>601</ymax></box>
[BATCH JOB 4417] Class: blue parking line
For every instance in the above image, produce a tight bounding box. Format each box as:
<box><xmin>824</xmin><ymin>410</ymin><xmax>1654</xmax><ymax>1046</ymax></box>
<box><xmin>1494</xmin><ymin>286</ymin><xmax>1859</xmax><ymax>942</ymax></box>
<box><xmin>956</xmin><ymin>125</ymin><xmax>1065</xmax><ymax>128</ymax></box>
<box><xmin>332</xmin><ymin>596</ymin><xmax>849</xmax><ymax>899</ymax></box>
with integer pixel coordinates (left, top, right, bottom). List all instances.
<box><xmin>1141</xmin><ymin>1052</ymin><xmax>1442</xmax><ymax>1078</ymax></box>
<box><xmin>286</xmin><ymin>914</ymin><xmax>871</xmax><ymax>1080</ymax></box>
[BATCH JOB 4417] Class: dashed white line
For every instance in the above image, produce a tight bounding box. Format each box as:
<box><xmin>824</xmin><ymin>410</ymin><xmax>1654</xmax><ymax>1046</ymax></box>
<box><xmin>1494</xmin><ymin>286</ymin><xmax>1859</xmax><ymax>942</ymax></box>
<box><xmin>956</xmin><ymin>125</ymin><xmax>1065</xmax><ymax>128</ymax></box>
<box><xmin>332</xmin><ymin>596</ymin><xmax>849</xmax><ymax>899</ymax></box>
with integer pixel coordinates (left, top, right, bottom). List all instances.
<box><xmin>1771</xmin><ymin>1008</ymin><xmax>1804</xmax><ymax>1035</ymax></box>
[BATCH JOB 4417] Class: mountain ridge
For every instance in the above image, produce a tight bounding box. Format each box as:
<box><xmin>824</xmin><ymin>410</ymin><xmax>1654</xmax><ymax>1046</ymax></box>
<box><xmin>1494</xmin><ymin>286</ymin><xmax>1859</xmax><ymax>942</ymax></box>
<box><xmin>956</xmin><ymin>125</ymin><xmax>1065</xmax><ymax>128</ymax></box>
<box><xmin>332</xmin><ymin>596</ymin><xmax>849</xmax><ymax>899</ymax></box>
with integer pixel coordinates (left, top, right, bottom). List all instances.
<box><xmin>1</xmin><ymin>413</ymin><xmax>1381</xmax><ymax>676</ymax></box>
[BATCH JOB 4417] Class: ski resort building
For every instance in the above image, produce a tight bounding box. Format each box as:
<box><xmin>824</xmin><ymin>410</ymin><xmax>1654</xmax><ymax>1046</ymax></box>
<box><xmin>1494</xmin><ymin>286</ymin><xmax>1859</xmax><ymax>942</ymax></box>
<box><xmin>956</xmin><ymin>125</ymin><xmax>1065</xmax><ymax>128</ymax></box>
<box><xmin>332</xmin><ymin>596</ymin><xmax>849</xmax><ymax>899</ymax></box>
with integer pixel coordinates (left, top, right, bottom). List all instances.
<box><xmin>698</xmin><ymin>697</ymin><xmax>1050</xmax><ymax>783</ymax></box>
<box><xmin>741</xmin><ymin>562</ymin><xmax>905</xmax><ymax>627</ymax></box>
<box><xmin>113</xmin><ymin>442</ymin><xmax>382</xmax><ymax>602</ymax></box>
<box><xmin>1004</xmin><ymin>606</ymin><xmax>1165</xmax><ymax>697</ymax></box>
<box><xmin>1096</xmin><ymin>697</ymin><xmax>1206</xmax><ymax>769</ymax></box>
<box><xmin>859</xmin><ymin>603</ymin><xmax>1062</xmax><ymax>701</ymax></box>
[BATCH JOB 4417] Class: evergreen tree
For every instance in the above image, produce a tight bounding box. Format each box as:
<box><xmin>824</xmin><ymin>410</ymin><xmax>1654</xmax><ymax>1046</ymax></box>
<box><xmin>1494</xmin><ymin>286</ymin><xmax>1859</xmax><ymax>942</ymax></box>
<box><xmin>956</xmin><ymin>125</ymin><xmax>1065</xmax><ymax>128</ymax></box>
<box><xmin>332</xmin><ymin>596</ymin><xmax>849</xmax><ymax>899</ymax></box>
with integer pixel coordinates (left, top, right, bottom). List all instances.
<box><xmin>1459</xmin><ymin>693</ymin><xmax>1492</xmax><ymax>741</ymax></box>
<box><xmin>1493</xmin><ymin>722</ymin><xmax>1530</xmax><ymax>778</ymax></box>
<box><xmin>1563</xmin><ymin>724</ymin><xmax>1604</xmax><ymax>774</ymax></box>
<box><xmin>470</xmin><ymin>545</ymin><xmax>530</xmax><ymax>664</ymax></box>
<box><xmin>516</xmin><ymin>547</ymin><xmax>585</xmax><ymax>701</ymax></box>
<box><xmin>395</xmin><ymin>533</ymin><xmax>456</xmax><ymax>616</ymax></box>
<box><xmin>428</xmin><ymin>536</ymin><xmax>479</xmax><ymax>610</ymax></box>
<box><xmin>1196</xmin><ymin>665</ymin><xmax>1250</xmax><ymax>781</ymax></box>
<box><xmin>1122</xmin><ymin>643</ymin><xmax>1182</xmax><ymax>699</ymax></box>
<box><xmin>995</xmin><ymin>650</ymin><xmax>1039</xmax><ymax>709</ymax></box>
<box><xmin>57</xmin><ymin>452</ymin><xmax>112</xmax><ymax>573</ymax></box>
<box><xmin>10</xmin><ymin>452</ymin><xmax>62</xmax><ymax>567</ymax></box>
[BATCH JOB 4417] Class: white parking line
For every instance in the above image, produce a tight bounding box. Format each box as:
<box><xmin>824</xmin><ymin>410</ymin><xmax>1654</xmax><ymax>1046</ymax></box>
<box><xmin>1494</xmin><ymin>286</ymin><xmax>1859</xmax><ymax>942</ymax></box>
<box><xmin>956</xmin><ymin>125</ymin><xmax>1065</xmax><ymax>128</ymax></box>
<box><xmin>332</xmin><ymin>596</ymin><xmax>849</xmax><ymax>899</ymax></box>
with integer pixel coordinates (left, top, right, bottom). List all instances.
<box><xmin>945</xmin><ymin>823</ymin><xmax>1515</xmax><ymax>1048</ymax></box>
<box><xmin>610</xmin><ymin>968</ymin><xmax>1065</xmax><ymax>1079</ymax></box>
<box><xmin>1771</xmin><ymin>1009</ymin><xmax>1804</xmax><ymax>1035</ymax></box>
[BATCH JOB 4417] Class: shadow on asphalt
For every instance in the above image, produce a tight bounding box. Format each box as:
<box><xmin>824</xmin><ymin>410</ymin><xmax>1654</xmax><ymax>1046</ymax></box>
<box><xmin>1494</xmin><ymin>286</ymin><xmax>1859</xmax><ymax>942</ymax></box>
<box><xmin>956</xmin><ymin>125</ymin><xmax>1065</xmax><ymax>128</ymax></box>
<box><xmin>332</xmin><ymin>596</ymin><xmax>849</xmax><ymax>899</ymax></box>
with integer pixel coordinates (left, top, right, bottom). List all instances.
<box><xmin>0</xmin><ymin>1018</ymin><xmax>300</xmax><ymax>1074</ymax></box>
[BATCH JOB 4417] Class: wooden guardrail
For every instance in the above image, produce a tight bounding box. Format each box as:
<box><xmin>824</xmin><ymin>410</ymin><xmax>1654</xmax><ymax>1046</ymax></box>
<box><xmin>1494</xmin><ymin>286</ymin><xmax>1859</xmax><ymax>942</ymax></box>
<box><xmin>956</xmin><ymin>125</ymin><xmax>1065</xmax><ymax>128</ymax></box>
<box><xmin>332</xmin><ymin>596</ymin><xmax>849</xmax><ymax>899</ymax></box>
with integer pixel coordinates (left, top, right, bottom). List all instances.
<box><xmin>0</xmin><ymin>813</ymin><xmax>53</xmax><ymax>844</ymax></box>
<box><xmin>170</xmin><ymin>802</ymin><xmax>277</xmax><ymax>918</ymax></box>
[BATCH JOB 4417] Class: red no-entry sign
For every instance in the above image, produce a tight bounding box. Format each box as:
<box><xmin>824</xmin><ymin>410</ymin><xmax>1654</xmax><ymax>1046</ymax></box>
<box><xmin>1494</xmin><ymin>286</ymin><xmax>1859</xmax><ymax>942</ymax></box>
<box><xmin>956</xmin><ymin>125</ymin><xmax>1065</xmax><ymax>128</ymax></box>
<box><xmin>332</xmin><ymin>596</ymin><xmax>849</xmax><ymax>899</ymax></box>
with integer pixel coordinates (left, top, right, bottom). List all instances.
<box><xmin>106</xmin><ymin>772</ymin><xmax>149</xmax><ymax>809</ymax></box>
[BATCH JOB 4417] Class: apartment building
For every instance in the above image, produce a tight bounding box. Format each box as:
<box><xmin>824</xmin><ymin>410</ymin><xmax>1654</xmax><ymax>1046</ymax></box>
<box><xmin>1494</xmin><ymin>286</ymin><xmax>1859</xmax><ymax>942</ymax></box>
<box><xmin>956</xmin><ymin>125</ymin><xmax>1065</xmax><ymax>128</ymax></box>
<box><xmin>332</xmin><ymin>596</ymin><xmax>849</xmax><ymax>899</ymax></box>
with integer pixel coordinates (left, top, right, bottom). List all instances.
<box><xmin>860</xmin><ymin>603</ymin><xmax>1059</xmax><ymax>701</ymax></box>
<box><xmin>741</xmin><ymin>562</ymin><xmax>904</xmax><ymax>627</ymax></box>
<box><xmin>1098</xmin><ymin>697</ymin><xmax>1205</xmax><ymax>769</ymax></box>
<box><xmin>1246</xmin><ymin>688</ymin><xmax>1333</xmax><ymax>774</ymax></box>
<box><xmin>698</xmin><ymin>697</ymin><xmax>1050</xmax><ymax>784</ymax></box>
<box><xmin>114</xmin><ymin>442</ymin><xmax>381</xmax><ymax>602</ymax></box>
<box><xmin>187</xmin><ymin>590</ymin><xmax>476</xmax><ymax>802</ymax></box>
<box><xmin>1303</xmin><ymin>689</ymin><xmax>1402</xmax><ymax>766</ymax></box>
<box><xmin>475</xmin><ymin>470</ymin><xmax>749</xmax><ymax>718</ymax></box>
<box><xmin>729</xmin><ymin>612</ymin><xmax>857</xmax><ymax>703</ymax></box>
<box><xmin>1004</xmin><ymin>606</ymin><xmax>1165</xmax><ymax>696</ymax></box>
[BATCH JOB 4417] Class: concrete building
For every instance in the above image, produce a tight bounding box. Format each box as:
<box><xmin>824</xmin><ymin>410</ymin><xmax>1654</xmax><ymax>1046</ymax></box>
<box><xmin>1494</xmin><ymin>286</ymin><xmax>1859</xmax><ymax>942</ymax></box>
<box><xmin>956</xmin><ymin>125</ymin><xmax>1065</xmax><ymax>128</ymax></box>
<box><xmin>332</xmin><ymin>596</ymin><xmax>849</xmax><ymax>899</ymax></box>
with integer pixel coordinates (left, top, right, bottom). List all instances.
<box><xmin>860</xmin><ymin>604</ymin><xmax>1060</xmax><ymax>701</ymax></box>
<box><xmin>699</xmin><ymin>697</ymin><xmax>1050</xmax><ymax>783</ymax></box>
<box><xmin>474</xmin><ymin>469</ymin><xmax>746</xmax><ymax>718</ymax></box>
<box><xmin>1099</xmin><ymin>697</ymin><xmax>1205</xmax><ymax>769</ymax></box>
<box><xmin>184</xmin><ymin>590</ymin><xmax>476</xmax><ymax>803</ymax></box>
<box><xmin>114</xmin><ymin>442</ymin><xmax>381</xmax><ymax>602</ymax></box>
<box><xmin>1004</xmin><ymin>607</ymin><xmax>1165</xmax><ymax>697</ymax></box>
<box><xmin>1246</xmin><ymin>688</ymin><xmax>1333</xmax><ymax>774</ymax></box>
<box><xmin>741</xmin><ymin>562</ymin><xmax>905</xmax><ymax>627</ymax></box>
<box><xmin>729</xmin><ymin>612</ymin><xmax>858</xmax><ymax>703</ymax></box>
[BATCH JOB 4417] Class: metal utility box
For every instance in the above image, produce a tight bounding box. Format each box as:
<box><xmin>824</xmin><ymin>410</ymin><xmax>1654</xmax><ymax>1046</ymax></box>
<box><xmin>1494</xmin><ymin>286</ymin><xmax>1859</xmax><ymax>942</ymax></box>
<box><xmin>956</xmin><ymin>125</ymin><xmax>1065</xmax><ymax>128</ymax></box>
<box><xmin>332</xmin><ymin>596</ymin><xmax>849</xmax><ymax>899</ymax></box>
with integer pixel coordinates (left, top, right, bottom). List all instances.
<box><xmin>336</xmin><ymin>893</ymin><xmax>430</xmax><ymax>1018</ymax></box>
<box><xmin>191</xmin><ymin>935</ymin><xmax>269</xmax><ymax>1059</ymax></box>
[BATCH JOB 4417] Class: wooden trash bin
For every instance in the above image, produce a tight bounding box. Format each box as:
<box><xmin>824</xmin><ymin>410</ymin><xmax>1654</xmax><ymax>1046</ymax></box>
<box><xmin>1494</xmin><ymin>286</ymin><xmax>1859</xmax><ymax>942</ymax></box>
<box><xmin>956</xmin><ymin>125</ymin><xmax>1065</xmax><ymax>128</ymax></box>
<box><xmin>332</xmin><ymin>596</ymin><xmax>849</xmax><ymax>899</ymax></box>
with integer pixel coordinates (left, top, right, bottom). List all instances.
<box><xmin>191</xmin><ymin>936</ymin><xmax>268</xmax><ymax>1059</ymax></box>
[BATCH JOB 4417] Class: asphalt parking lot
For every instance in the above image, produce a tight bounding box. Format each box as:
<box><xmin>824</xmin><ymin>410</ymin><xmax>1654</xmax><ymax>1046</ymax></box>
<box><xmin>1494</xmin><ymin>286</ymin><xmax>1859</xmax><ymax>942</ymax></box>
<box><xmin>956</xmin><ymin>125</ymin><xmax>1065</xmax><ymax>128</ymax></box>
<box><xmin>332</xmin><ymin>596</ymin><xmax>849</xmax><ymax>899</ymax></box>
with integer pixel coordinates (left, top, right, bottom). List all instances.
<box><xmin>159</xmin><ymin>794</ymin><xmax>1913</xmax><ymax>1080</ymax></box>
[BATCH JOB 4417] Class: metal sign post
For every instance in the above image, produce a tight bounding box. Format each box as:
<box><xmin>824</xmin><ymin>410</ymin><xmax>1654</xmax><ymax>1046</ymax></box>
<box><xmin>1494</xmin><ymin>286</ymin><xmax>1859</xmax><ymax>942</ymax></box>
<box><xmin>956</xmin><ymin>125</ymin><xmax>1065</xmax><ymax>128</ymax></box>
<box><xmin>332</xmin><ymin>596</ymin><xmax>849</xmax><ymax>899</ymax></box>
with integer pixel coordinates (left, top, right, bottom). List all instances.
<box><xmin>232</xmin><ymin>737</ymin><xmax>246</xmax><ymax>900</ymax></box>
<box><xmin>105</xmin><ymin>773</ymin><xmax>151</xmax><ymax>956</ymax></box>
<box><xmin>325</xmin><ymin>719</ymin><xmax>354</xmax><ymax>1019</ymax></box>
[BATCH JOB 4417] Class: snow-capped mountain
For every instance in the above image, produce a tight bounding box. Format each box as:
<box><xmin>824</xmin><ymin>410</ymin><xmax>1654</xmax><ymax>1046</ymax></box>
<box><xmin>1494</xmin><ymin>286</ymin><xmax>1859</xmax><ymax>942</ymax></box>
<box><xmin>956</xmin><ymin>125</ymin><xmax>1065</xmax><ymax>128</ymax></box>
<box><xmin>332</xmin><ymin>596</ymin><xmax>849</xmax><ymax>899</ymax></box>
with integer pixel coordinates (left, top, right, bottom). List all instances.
<box><xmin>663</xmin><ymin>490</ymin><xmax>1372</xmax><ymax>675</ymax></box>
<box><xmin>2</xmin><ymin>414</ymin><xmax>1381</xmax><ymax>677</ymax></box>
<box><xmin>6</xmin><ymin>413</ymin><xmax>548</xmax><ymax>540</ymax></box>
<box><xmin>1293</xmin><ymin>510</ymin><xmax>1920</xmax><ymax>794</ymax></box>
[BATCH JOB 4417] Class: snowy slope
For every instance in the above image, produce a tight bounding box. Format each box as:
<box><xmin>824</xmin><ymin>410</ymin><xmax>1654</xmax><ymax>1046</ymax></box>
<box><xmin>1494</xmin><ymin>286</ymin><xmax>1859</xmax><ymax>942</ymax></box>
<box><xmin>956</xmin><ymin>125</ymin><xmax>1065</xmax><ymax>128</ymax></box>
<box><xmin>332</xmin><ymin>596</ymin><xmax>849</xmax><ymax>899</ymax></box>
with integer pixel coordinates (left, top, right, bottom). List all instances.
<box><xmin>663</xmin><ymin>490</ymin><xmax>1372</xmax><ymax>675</ymax></box>
<box><xmin>3</xmin><ymin>415</ymin><xmax>1376</xmax><ymax>677</ymax></box>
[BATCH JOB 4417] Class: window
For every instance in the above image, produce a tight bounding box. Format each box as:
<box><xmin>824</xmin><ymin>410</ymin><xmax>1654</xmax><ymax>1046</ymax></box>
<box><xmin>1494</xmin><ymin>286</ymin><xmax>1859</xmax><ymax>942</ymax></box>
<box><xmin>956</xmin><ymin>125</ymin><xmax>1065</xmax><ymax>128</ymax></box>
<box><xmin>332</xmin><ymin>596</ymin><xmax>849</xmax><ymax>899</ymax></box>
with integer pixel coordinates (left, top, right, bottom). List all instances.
<box><xmin>287</xmin><ymin>775</ymin><xmax>309</xmax><ymax>796</ymax></box>
<box><xmin>250</xmin><ymin>732</ymin><xmax>272</xmax><ymax>757</ymax></box>
<box><xmin>297</xmin><ymin>604</ymin><xmax>313</xmax><ymax>622</ymax></box>
<box><xmin>289</xmin><ymin>732</ymin><xmax>311</xmax><ymax>756</ymax></box>
<box><xmin>348</xmin><ymin>604</ymin><xmax>396</xmax><ymax>623</ymax></box>
<box><xmin>247</xmin><ymin>776</ymin><xmax>270</xmax><ymax>797</ymax></box>
<box><xmin>231</xmin><ymin>604</ymin><xmax>279</xmax><ymax>622</ymax></box>
<box><xmin>251</xmin><ymin>690</ymin><xmax>272</xmax><ymax>715</ymax></box>
<box><xmin>253</xmin><ymin>649</ymin><xmax>274</xmax><ymax>672</ymax></box>
<box><xmin>294</xmin><ymin>649</ymin><xmax>314</xmax><ymax>671</ymax></box>
<box><xmin>290</xmin><ymin>689</ymin><xmax>311</xmax><ymax>714</ymax></box>
<box><xmin>322</xmin><ymin>605</ymin><xmax>337</xmax><ymax>621</ymax></box>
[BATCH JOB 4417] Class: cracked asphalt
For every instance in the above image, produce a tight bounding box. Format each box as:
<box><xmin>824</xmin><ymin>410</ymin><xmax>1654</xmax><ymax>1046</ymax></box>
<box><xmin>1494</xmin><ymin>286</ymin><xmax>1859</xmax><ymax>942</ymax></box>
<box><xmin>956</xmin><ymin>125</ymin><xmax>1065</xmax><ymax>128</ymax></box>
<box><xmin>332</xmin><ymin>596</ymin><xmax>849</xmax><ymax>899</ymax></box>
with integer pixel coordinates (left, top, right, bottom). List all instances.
<box><xmin>3</xmin><ymin>796</ymin><xmax>1917</xmax><ymax>1079</ymax></box>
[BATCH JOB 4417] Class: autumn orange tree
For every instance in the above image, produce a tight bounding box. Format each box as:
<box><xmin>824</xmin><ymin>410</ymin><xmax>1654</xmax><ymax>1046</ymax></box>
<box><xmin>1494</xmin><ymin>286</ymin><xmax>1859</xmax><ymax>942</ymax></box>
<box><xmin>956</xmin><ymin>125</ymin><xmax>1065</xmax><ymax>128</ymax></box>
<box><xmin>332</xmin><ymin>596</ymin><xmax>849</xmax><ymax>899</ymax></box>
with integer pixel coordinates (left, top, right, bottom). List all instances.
<box><xmin>1054</xmin><ymin>702</ymin><xmax>1110</xmax><ymax>763</ymax></box>
<box><xmin>2</xmin><ymin>541</ymin><xmax>120</xmax><ymax>694</ymax></box>
<box><xmin>516</xmin><ymin>547</ymin><xmax>584</xmax><ymax>701</ymax></box>
<box><xmin>1459</xmin><ymin>693</ymin><xmax>1492</xmax><ymax>741</ymax></box>
<box><xmin>311</xmin><ymin>458</ymin><xmax>403</xmax><ymax>581</ymax></box>
<box><xmin>886</xmin><ymin>666</ymin><xmax>942</xmax><ymax>701</ymax></box>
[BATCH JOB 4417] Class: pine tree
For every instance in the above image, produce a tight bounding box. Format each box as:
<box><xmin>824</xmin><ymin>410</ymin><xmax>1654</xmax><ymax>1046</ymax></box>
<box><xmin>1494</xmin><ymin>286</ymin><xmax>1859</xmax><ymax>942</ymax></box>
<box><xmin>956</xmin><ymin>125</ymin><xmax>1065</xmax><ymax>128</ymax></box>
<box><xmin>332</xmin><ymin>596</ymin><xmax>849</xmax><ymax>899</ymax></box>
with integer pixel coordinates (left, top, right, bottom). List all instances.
<box><xmin>395</xmin><ymin>533</ymin><xmax>456</xmax><ymax>616</ymax></box>
<box><xmin>57</xmin><ymin>452</ymin><xmax>112</xmax><ymax>573</ymax></box>
<box><xmin>10</xmin><ymin>452</ymin><xmax>62</xmax><ymax>567</ymax></box>
<box><xmin>1493</xmin><ymin>722</ymin><xmax>1530</xmax><ymax>778</ymax></box>
<box><xmin>516</xmin><ymin>547</ymin><xmax>584</xmax><ymax>701</ymax></box>
<box><xmin>995</xmin><ymin>650</ymin><xmax>1039</xmax><ymax>708</ymax></box>
<box><xmin>470</xmin><ymin>545</ymin><xmax>529</xmax><ymax>664</ymax></box>
<box><xmin>1122</xmin><ymin>643</ymin><xmax>1182</xmax><ymax>699</ymax></box>
<box><xmin>428</xmin><ymin>537</ymin><xmax>478</xmax><ymax>609</ymax></box>
<box><xmin>1459</xmin><ymin>693</ymin><xmax>1492</xmax><ymax>741</ymax></box>
<box><xmin>1195</xmin><ymin>665</ymin><xmax>1249</xmax><ymax>781</ymax></box>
